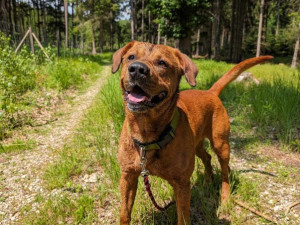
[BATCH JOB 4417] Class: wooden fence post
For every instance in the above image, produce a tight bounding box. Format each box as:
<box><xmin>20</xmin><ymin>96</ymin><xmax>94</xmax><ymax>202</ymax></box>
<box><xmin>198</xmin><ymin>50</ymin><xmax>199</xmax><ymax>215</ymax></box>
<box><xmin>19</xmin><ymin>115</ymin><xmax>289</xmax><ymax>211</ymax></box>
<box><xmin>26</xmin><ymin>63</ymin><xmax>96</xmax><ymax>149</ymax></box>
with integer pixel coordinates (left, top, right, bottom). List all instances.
<box><xmin>29</xmin><ymin>27</ymin><xmax>35</xmax><ymax>54</ymax></box>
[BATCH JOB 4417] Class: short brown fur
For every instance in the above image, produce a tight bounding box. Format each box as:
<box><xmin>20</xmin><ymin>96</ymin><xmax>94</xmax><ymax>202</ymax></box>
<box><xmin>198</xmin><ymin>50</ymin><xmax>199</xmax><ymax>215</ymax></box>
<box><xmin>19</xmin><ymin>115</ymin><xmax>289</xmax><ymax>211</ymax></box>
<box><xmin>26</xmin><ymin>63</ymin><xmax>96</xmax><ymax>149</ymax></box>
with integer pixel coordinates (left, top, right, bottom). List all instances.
<box><xmin>112</xmin><ymin>41</ymin><xmax>272</xmax><ymax>225</ymax></box>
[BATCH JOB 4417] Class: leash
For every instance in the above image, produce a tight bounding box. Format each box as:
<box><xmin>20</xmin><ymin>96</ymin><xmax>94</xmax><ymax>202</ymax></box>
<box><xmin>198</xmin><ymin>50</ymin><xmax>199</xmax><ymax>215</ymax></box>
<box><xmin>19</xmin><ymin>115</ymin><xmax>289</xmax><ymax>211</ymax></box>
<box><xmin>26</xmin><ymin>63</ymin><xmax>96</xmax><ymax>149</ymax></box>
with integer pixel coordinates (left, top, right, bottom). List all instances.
<box><xmin>139</xmin><ymin>147</ymin><xmax>175</xmax><ymax>211</ymax></box>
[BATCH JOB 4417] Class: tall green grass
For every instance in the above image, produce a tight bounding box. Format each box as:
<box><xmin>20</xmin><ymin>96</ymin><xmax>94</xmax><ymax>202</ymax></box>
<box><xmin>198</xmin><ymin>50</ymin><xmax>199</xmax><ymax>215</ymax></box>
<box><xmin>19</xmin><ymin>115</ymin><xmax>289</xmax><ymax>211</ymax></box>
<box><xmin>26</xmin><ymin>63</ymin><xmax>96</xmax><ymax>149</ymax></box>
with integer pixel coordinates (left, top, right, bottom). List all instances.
<box><xmin>193</xmin><ymin>60</ymin><xmax>300</xmax><ymax>151</ymax></box>
<box><xmin>44</xmin><ymin>72</ymin><xmax>123</xmax><ymax>190</ymax></box>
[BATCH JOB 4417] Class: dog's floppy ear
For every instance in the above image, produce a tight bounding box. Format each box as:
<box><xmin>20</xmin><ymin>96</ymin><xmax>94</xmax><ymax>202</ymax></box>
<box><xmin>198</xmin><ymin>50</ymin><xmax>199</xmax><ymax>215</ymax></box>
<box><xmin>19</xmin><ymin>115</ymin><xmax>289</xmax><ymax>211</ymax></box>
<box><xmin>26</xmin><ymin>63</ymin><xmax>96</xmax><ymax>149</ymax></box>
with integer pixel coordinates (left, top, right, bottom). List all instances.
<box><xmin>177</xmin><ymin>52</ymin><xmax>198</xmax><ymax>87</ymax></box>
<box><xmin>112</xmin><ymin>41</ymin><xmax>136</xmax><ymax>73</ymax></box>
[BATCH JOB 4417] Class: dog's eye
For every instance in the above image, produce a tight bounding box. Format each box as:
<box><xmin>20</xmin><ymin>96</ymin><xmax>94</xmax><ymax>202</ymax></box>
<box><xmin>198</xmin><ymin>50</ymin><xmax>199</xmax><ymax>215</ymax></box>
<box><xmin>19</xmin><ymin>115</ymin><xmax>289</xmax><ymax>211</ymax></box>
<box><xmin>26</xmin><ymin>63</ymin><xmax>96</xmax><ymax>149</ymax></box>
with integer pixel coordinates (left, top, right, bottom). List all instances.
<box><xmin>128</xmin><ymin>55</ymin><xmax>135</xmax><ymax>60</ymax></box>
<box><xmin>158</xmin><ymin>60</ymin><xmax>168</xmax><ymax>68</ymax></box>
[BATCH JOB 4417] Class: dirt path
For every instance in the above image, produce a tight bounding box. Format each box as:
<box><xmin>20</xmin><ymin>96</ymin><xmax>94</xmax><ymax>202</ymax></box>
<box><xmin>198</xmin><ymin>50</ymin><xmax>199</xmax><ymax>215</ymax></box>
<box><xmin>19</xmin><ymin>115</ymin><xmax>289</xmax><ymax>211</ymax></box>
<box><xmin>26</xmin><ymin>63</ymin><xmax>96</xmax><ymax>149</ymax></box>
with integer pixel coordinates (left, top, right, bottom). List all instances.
<box><xmin>0</xmin><ymin>65</ymin><xmax>111</xmax><ymax>224</ymax></box>
<box><xmin>229</xmin><ymin>144</ymin><xmax>300</xmax><ymax>224</ymax></box>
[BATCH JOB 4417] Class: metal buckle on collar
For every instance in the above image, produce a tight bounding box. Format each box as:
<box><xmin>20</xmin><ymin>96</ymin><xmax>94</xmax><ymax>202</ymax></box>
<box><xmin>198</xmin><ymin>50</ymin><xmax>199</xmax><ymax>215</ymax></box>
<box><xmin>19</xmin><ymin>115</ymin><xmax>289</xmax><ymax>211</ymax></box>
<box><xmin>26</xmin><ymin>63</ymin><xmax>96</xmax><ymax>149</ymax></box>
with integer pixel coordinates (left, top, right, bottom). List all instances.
<box><xmin>139</xmin><ymin>146</ymin><xmax>149</xmax><ymax>177</ymax></box>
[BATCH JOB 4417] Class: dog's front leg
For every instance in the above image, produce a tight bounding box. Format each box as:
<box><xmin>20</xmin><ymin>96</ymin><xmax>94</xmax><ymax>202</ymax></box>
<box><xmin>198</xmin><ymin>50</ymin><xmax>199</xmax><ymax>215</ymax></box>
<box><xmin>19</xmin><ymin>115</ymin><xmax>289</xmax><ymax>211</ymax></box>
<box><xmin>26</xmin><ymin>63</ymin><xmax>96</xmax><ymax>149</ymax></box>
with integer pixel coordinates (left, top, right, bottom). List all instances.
<box><xmin>173</xmin><ymin>181</ymin><xmax>191</xmax><ymax>225</ymax></box>
<box><xmin>119</xmin><ymin>172</ymin><xmax>139</xmax><ymax>225</ymax></box>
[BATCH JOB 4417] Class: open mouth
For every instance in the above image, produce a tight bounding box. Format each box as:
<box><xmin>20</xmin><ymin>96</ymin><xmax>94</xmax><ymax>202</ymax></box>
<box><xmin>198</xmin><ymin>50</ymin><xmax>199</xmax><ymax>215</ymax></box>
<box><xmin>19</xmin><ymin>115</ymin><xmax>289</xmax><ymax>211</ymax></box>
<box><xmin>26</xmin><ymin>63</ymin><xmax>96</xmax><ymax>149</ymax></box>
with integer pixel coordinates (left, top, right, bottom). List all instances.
<box><xmin>124</xmin><ymin>85</ymin><xmax>167</xmax><ymax>111</ymax></box>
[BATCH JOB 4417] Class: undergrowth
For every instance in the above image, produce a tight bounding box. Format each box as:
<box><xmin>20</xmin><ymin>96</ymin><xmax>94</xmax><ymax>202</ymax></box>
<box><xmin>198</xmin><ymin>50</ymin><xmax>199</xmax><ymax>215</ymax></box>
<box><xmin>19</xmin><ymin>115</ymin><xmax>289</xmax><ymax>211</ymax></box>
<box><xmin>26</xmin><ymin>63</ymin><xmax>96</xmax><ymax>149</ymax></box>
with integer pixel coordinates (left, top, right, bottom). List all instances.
<box><xmin>0</xmin><ymin>32</ymin><xmax>111</xmax><ymax>141</ymax></box>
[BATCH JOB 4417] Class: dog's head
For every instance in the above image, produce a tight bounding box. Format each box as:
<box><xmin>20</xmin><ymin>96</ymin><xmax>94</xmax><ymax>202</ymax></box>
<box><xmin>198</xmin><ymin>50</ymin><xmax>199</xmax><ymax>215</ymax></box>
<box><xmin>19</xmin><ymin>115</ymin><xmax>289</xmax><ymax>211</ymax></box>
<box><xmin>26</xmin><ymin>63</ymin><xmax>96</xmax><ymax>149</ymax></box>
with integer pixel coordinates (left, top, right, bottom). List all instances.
<box><xmin>112</xmin><ymin>41</ymin><xmax>198</xmax><ymax>112</ymax></box>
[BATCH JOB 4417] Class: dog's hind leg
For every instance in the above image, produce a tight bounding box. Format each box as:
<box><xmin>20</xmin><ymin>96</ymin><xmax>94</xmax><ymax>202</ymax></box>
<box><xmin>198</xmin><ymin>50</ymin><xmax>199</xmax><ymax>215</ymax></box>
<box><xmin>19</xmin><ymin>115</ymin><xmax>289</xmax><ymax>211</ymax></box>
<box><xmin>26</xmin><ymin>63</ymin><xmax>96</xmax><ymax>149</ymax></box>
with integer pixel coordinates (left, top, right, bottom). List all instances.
<box><xmin>209</xmin><ymin>105</ymin><xmax>231</xmax><ymax>201</ymax></box>
<box><xmin>210</xmin><ymin>136</ymin><xmax>231</xmax><ymax>201</ymax></box>
<box><xmin>196</xmin><ymin>141</ymin><xmax>213</xmax><ymax>184</ymax></box>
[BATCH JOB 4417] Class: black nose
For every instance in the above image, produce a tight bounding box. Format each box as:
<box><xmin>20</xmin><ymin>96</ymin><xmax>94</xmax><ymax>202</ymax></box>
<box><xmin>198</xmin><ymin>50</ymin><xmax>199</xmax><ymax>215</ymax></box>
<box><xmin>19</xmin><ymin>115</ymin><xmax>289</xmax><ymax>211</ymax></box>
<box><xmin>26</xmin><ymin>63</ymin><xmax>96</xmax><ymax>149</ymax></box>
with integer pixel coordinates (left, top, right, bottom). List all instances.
<box><xmin>128</xmin><ymin>62</ymin><xmax>149</xmax><ymax>79</ymax></box>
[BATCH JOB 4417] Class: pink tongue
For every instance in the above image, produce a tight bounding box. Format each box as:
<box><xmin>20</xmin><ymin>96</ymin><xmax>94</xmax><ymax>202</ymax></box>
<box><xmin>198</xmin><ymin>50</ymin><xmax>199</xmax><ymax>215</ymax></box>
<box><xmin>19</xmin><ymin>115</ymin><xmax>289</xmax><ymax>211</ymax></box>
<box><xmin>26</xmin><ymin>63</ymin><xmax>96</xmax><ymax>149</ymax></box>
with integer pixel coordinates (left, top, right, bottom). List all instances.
<box><xmin>128</xmin><ymin>93</ymin><xmax>148</xmax><ymax>103</ymax></box>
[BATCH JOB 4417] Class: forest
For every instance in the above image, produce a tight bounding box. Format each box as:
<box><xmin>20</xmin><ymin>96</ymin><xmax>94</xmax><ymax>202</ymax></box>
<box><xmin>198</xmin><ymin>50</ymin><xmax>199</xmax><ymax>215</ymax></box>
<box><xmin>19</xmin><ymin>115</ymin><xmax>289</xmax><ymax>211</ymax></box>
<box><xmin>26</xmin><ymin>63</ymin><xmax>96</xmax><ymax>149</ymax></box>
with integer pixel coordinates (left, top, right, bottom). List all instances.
<box><xmin>0</xmin><ymin>0</ymin><xmax>300</xmax><ymax>225</ymax></box>
<box><xmin>0</xmin><ymin>0</ymin><xmax>299</xmax><ymax>64</ymax></box>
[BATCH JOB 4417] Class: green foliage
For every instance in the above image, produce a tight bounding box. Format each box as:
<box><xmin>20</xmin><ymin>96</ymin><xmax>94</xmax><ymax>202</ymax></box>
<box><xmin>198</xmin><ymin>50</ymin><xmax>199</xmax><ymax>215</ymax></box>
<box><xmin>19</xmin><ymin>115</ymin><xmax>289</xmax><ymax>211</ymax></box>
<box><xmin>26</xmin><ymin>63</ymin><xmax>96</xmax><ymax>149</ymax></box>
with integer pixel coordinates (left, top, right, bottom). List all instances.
<box><xmin>149</xmin><ymin>0</ymin><xmax>210</xmax><ymax>39</ymax></box>
<box><xmin>244</xmin><ymin>1</ymin><xmax>300</xmax><ymax>57</ymax></box>
<box><xmin>0</xmin><ymin>33</ymin><xmax>36</xmax><ymax>113</ymax></box>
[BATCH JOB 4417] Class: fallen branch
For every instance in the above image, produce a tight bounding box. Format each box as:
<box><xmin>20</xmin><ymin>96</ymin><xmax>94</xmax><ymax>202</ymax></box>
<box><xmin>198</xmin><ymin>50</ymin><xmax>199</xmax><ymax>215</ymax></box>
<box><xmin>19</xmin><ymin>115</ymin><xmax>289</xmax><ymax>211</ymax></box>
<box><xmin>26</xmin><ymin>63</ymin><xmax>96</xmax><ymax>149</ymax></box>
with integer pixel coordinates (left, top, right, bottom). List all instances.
<box><xmin>29</xmin><ymin>118</ymin><xmax>58</xmax><ymax>127</ymax></box>
<box><xmin>233</xmin><ymin>199</ymin><xmax>277</xmax><ymax>224</ymax></box>
<box><xmin>285</xmin><ymin>201</ymin><xmax>300</xmax><ymax>215</ymax></box>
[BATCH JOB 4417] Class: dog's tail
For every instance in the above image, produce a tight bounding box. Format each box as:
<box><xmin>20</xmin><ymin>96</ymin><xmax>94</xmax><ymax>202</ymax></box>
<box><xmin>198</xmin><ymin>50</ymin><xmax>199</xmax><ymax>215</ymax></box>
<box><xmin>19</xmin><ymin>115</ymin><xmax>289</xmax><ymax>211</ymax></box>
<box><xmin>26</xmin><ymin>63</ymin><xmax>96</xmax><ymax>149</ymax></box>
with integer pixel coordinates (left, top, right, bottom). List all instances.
<box><xmin>209</xmin><ymin>56</ymin><xmax>273</xmax><ymax>96</ymax></box>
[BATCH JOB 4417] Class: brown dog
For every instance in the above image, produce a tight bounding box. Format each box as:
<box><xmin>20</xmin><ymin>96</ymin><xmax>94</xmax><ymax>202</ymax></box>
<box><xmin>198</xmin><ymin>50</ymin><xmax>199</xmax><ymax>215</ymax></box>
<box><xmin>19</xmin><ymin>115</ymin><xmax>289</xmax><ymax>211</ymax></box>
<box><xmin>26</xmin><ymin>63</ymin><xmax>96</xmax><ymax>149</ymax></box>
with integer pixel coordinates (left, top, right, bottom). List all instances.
<box><xmin>112</xmin><ymin>41</ymin><xmax>272</xmax><ymax>225</ymax></box>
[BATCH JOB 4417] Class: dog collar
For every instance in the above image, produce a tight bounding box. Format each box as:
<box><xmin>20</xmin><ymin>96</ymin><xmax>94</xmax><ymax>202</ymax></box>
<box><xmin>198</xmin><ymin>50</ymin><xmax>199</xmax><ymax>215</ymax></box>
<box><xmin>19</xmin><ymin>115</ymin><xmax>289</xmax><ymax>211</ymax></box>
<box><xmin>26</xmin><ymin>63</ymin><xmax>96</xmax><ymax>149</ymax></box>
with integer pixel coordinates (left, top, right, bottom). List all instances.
<box><xmin>131</xmin><ymin>108</ymin><xmax>180</xmax><ymax>151</ymax></box>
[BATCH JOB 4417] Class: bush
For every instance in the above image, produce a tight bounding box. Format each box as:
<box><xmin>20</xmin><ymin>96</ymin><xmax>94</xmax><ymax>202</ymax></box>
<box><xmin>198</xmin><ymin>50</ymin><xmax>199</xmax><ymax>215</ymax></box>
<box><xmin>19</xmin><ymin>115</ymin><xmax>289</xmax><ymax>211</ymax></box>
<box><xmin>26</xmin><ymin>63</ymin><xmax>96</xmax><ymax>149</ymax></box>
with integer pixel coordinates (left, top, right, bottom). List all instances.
<box><xmin>0</xmin><ymin>32</ymin><xmax>38</xmax><ymax>138</ymax></box>
<box><xmin>0</xmin><ymin>33</ymin><xmax>36</xmax><ymax>113</ymax></box>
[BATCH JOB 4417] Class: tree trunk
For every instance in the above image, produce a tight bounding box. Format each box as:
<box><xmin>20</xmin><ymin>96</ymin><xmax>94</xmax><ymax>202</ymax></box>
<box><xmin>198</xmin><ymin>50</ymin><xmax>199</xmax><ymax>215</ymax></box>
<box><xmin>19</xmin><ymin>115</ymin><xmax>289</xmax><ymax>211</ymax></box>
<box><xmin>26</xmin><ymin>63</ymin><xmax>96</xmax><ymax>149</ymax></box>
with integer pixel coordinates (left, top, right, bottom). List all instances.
<box><xmin>56</xmin><ymin>27</ymin><xmax>60</xmax><ymax>56</ymax></box>
<box><xmin>179</xmin><ymin>35</ymin><xmax>192</xmax><ymax>56</ymax></box>
<box><xmin>275</xmin><ymin>0</ymin><xmax>280</xmax><ymax>38</ymax></box>
<box><xmin>157</xmin><ymin>24</ymin><xmax>161</xmax><ymax>44</ymax></box>
<box><xmin>29</xmin><ymin>27</ymin><xmax>35</xmax><ymax>53</ymax></box>
<box><xmin>141</xmin><ymin>0</ymin><xmax>144</xmax><ymax>41</ymax></box>
<box><xmin>80</xmin><ymin>33</ymin><xmax>84</xmax><ymax>54</ymax></box>
<box><xmin>117</xmin><ymin>24</ymin><xmax>121</xmax><ymax>49</ymax></box>
<box><xmin>99</xmin><ymin>20</ymin><xmax>103</xmax><ymax>53</ymax></box>
<box><xmin>263</xmin><ymin>2</ymin><xmax>269</xmax><ymax>45</ymax></box>
<box><xmin>148</xmin><ymin>11</ymin><xmax>152</xmax><ymax>42</ymax></box>
<box><xmin>20</xmin><ymin>9</ymin><xmax>25</xmax><ymax>37</ymax></box>
<box><xmin>56</xmin><ymin>0</ymin><xmax>61</xmax><ymax>56</ymax></box>
<box><xmin>8</xmin><ymin>0</ymin><xmax>13</xmax><ymax>36</ymax></box>
<box><xmin>208</xmin><ymin>19</ymin><xmax>212</xmax><ymax>58</ymax></box>
<box><xmin>35</xmin><ymin>0</ymin><xmax>42</xmax><ymax>41</ymax></box>
<box><xmin>64</xmin><ymin>0</ymin><xmax>68</xmax><ymax>48</ymax></box>
<box><xmin>110</xmin><ymin>9</ymin><xmax>114</xmax><ymax>50</ymax></box>
<box><xmin>71</xmin><ymin>1</ymin><xmax>76</xmax><ymax>50</ymax></box>
<box><xmin>12</xmin><ymin>0</ymin><xmax>17</xmax><ymax>35</ymax></box>
<box><xmin>256</xmin><ymin>0</ymin><xmax>264</xmax><ymax>57</ymax></box>
<box><xmin>220</xmin><ymin>26</ymin><xmax>225</xmax><ymax>49</ymax></box>
<box><xmin>212</xmin><ymin>0</ymin><xmax>223</xmax><ymax>59</ymax></box>
<box><xmin>230</xmin><ymin>0</ymin><xmax>246</xmax><ymax>62</ymax></box>
<box><xmin>130</xmin><ymin>0</ymin><xmax>136</xmax><ymax>40</ymax></box>
<box><xmin>91</xmin><ymin>27</ymin><xmax>96</xmax><ymax>54</ymax></box>
<box><xmin>164</xmin><ymin>35</ymin><xmax>167</xmax><ymax>45</ymax></box>
<box><xmin>291</xmin><ymin>21</ymin><xmax>300</xmax><ymax>68</ymax></box>
<box><xmin>196</xmin><ymin>27</ymin><xmax>201</xmax><ymax>56</ymax></box>
<box><xmin>0</xmin><ymin>0</ymin><xmax>9</xmax><ymax>35</ymax></box>
<box><xmin>42</xmin><ymin>0</ymin><xmax>47</xmax><ymax>43</ymax></box>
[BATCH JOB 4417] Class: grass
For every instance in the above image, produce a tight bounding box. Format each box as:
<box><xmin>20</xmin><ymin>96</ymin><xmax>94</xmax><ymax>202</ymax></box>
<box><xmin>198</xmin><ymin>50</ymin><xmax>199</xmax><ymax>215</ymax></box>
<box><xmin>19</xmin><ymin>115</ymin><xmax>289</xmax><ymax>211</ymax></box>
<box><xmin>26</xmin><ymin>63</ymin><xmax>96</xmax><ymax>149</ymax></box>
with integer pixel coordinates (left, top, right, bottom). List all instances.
<box><xmin>21</xmin><ymin>58</ymin><xmax>300</xmax><ymax>224</ymax></box>
<box><xmin>23</xmin><ymin>193</ymin><xmax>95</xmax><ymax>225</ymax></box>
<box><xmin>0</xmin><ymin>139</ymin><xmax>36</xmax><ymax>154</ymax></box>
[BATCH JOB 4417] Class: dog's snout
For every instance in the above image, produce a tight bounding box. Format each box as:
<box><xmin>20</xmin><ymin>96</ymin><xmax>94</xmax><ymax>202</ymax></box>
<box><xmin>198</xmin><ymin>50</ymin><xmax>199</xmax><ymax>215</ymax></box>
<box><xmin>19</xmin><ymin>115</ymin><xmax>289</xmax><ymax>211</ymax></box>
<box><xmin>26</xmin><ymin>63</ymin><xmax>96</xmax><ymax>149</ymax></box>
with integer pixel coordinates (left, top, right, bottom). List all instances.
<box><xmin>128</xmin><ymin>62</ymin><xmax>149</xmax><ymax>79</ymax></box>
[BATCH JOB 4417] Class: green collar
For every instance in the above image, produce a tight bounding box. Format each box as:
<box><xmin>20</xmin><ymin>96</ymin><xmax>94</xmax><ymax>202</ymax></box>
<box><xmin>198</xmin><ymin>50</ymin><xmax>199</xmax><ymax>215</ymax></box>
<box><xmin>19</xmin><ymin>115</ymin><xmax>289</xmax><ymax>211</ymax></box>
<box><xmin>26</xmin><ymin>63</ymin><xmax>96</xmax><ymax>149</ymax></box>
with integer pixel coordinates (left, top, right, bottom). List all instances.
<box><xmin>131</xmin><ymin>108</ymin><xmax>180</xmax><ymax>151</ymax></box>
